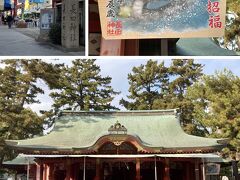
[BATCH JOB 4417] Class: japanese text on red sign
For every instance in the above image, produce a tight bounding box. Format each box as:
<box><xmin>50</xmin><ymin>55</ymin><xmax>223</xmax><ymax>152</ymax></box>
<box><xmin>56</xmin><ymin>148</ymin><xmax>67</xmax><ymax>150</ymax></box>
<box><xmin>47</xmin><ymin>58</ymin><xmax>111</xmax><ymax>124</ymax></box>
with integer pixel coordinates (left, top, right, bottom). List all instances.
<box><xmin>107</xmin><ymin>21</ymin><xmax>122</xmax><ymax>36</ymax></box>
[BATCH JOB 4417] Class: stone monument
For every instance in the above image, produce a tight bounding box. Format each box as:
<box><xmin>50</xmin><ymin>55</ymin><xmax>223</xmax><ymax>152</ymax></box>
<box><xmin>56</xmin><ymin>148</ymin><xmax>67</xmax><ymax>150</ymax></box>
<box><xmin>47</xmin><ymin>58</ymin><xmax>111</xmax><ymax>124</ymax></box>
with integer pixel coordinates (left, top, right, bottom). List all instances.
<box><xmin>62</xmin><ymin>0</ymin><xmax>80</xmax><ymax>49</ymax></box>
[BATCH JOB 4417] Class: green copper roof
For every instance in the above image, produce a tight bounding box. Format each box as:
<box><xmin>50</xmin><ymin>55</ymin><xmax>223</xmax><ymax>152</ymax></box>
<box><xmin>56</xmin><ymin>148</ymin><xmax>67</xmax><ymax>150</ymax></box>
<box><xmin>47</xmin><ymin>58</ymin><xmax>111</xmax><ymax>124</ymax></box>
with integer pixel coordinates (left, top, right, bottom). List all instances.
<box><xmin>3</xmin><ymin>154</ymin><xmax>35</xmax><ymax>165</ymax></box>
<box><xmin>6</xmin><ymin>110</ymin><xmax>225</xmax><ymax>152</ymax></box>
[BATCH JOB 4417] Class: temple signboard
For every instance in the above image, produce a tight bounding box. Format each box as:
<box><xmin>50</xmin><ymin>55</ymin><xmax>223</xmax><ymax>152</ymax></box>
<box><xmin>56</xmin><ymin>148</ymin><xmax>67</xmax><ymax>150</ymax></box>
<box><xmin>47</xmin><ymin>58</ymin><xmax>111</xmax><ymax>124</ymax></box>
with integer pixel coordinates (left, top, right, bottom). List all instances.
<box><xmin>40</xmin><ymin>9</ymin><xmax>54</xmax><ymax>30</ymax></box>
<box><xmin>98</xmin><ymin>0</ymin><xmax>226</xmax><ymax>39</ymax></box>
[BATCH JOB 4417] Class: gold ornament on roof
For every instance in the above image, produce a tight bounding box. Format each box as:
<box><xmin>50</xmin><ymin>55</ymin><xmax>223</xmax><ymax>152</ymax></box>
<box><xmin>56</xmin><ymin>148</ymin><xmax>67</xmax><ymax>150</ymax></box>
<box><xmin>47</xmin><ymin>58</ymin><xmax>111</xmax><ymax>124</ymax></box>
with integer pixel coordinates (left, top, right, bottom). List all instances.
<box><xmin>108</xmin><ymin>121</ymin><xmax>127</xmax><ymax>134</ymax></box>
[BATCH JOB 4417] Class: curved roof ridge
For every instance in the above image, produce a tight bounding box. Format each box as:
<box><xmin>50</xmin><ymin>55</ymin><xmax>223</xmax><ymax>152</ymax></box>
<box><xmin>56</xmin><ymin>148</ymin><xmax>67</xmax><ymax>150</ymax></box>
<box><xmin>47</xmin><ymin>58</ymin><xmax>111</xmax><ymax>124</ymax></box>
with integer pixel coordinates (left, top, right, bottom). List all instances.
<box><xmin>60</xmin><ymin>109</ymin><xmax>178</xmax><ymax>116</ymax></box>
<box><xmin>5</xmin><ymin>110</ymin><xmax>227</xmax><ymax>153</ymax></box>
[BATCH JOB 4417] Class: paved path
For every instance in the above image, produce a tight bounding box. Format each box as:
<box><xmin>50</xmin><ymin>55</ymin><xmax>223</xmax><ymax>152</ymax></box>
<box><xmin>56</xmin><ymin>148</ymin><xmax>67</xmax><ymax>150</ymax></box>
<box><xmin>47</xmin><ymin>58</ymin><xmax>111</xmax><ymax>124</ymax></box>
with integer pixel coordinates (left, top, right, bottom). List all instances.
<box><xmin>0</xmin><ymin>25</ymin><xmax>85</xmax><ymax>56</ymax></box>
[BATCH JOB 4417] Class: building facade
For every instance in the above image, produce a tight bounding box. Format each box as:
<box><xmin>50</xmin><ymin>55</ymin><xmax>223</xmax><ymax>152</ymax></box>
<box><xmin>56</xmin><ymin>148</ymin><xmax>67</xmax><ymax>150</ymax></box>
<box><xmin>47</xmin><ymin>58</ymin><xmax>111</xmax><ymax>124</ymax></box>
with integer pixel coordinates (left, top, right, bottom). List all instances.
<box><xmin>6</xmin><ymin>110</ymin><xmax>227</xmax><ymax>180</ymax></box>
<box><xmin>3</xmin><ymin>155</ymin><xmax>37</xmax><ymax>179</ymax></box>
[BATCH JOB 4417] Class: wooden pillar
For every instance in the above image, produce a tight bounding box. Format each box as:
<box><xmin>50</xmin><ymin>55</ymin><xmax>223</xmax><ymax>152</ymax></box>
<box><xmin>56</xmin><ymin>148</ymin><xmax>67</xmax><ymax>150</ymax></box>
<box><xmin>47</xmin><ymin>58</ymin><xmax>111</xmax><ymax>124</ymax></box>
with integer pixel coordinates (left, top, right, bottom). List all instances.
<box><xmin>125</xmin><ymin>40</ymin><xmax>139</xmax><ymax>55</ymax></box>
<box><xmin>161</xmin><ymin>39</ymin><xmax>168</xmax><ymax>55</ymax></box>
<box><xmin>190</xmin><ymin>162</ymin><xmax>195</xmax><ymax>180</ymax></box>
<box><xmin>40</xmin><ymin>164</ymin><xmax>44</xmax><ymax>180</ymax></box>
<box><xmin>43</xmin><ymin>164</ymin><xmax>46</xmax><ymax>180</ymax></box>
<box><xmin>136</xmin><ymin>158</ymin><xmax>141</xmax><ymax>180</ymax></box>
<box><xmin>27</xmin><ymin>162</ymin><xmax>30</xmax><ymax>180</ymax></box>
<box><xmin>49</xmin><ymin>164</ymin><xmax>54</xmax><ymax>180</ymax></box>
<box><xmin>65</xmin><ymin>160</ymin><xmax>74</xmax><ymax>180</ymax></box>
<box><xmin>94</xmin><ymin>158</ymin><xmax>100</xmax><ymax>180</ymax></box>
<box><xmin>73</xmin><ymin>163</ymin><xmax>80</xmax><ymax>180</ymax></box>
<box><xmin>154</xmin><ymin>157</ymin><xmax>157</xmax><ymax>180</ymax></box>
<box><xmin>100</xmin><ymin>38</ymin><xmax>125</xmax><ymax>56</ymax></box>
<box><xmin>163</xmin><ymin>159</ymin><xmax>170</xmax><ymax>180</ymax></box>
<box><xmin>36</xmin><ymin>164</ymin><xmax>41</xmax><ymax>180</ymax></box>
<box><xmin>83</xmin><ymin>157</ymin><xmax>86</xmax><ymax>180</ymax></box>
<box><xmin>43</xmin><ymin>164</ymin><xmax>50</xmax><ymax>180</ymax></box>
<box><xmin>202</xmin><ymin>159</ymin><xmax>206</xmax><ymax>180</ymax></box>
<box><xmin>185</xmin><ymin>162</ymin><xmax>191</xmax><ymax>180</ymax></box>
<box><xmin>195</xmin><ymin>159</ymin><xmax>200</xmax><ymax>180</ymax></box>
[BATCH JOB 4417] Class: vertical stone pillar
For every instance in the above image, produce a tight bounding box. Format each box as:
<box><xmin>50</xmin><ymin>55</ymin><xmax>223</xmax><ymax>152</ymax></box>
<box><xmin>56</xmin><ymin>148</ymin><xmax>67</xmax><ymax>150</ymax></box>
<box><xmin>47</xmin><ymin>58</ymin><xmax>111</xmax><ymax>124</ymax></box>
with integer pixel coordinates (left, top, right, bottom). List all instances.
<box><xmin>62</xmin><ymin>0</ymin><xmax>80</xmax><ymax>49</ymax></box>
<box><xmin>163</xmin><ymin>159</ymin><xmax>170</xmax><ymax>180</ymax></box>
<box><xmin>136</xmin><ymin>158</ymin><xmax>141</xmax><ymax>180</ymax></box>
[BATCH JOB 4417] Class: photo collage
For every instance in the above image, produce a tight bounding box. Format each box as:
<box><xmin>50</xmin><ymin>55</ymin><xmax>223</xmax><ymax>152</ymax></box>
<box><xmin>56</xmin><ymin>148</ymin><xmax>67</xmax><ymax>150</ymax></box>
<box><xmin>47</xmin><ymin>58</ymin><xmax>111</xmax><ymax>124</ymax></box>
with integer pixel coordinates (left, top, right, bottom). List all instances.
<box><xmin>0</xmin><ymin>0</ymin><xmax>240</xmax><ymax>179</ymax></box>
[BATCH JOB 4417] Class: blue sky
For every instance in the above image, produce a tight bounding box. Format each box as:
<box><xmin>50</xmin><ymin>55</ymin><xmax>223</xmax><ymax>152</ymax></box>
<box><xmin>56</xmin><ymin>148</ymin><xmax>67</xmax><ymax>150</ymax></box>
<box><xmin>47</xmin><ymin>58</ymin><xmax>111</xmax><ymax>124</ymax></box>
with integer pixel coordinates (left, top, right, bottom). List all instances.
<box><xmin>1</xmin><ymin>58</ymin><xmax>240</xmax><ymax>113</ymax></box>
<box><xmin>96</xmin><ymin>58</ymin><xmax>240</xmax><ymax>110</ymax></box>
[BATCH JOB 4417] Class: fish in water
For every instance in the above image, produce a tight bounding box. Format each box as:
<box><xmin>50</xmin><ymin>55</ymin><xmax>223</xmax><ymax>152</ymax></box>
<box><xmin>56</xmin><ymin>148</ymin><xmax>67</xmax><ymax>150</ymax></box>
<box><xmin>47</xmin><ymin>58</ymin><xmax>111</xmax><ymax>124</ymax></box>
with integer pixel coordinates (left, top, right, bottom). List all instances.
<box><xmin>133</xmin><ymin>0</ymin><xmax>172</xmax><ymax>17</ymax></box>
<box><xmin>118</xmin><ymin>0</ymin><xmax>172</xmax><ymax>18</ymax></box>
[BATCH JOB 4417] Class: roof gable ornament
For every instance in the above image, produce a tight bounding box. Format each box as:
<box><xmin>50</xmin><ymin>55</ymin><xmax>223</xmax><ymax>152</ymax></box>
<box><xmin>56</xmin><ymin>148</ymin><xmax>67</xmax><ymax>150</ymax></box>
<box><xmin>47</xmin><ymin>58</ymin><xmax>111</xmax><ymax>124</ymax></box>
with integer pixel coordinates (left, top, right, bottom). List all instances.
<box><xmin>108</xmin><ymin>121</ymin><xmax>127</xmax><ymax>134</ymax></box>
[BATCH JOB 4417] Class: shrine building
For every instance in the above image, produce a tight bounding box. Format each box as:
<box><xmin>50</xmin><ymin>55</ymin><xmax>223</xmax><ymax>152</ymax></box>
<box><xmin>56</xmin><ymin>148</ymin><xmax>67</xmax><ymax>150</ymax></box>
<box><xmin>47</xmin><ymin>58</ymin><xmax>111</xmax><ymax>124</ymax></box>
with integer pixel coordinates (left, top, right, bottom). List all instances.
<box><xmin>5</xmin><ymin>109</ymin><xmax>227</xmax><ymax>180</ymax></box>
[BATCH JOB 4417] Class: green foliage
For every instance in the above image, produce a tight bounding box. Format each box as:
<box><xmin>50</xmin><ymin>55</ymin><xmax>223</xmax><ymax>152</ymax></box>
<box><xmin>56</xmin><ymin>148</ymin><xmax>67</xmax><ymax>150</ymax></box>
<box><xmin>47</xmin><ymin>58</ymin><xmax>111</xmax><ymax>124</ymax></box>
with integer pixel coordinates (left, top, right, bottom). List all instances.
<box><xmin>227</xmin><ymin>0</ymin><xmax>240</xmax><ymax>15</ymax></box>
<box><xmin>48</xmin><ymin>23</ymin><xmax>61</xmax><ymax>45</ymax></box>
<box><xmin>186</xmin><ymin>69</ymin><xmax>240</xmax><ymax>154</ymax></box>
<box><xmin>219</xmin><ymin>13</ymin><xmax>240</xmax><ymax>51</ymax></box>
<box><xmin>214</xmin><ymin>0</ymin><xmax>240</xmax><ymax>51</ymax></box>
<box><xmin>120</xmin><ymin>60</ymin><xmax>169</xmax><ymax>110</ymax></box>
<box><xmin>0</xmin><ymin>59</ymin><xmax>61</xmax><ymax>167</ymax></box>
<box><xmin>122</xmin><ymin>59</ymin><xmax>240</xmax><ymax>156</ymax></box>
<box><xmin>50</xmin><ymin>59</ymin><xmax>120</xmax><ymax>111</ymax></box>
<box><xmin>120</xmin><ymin>59</ymin><xmax>203</xmax><ymax>133</ymax></box>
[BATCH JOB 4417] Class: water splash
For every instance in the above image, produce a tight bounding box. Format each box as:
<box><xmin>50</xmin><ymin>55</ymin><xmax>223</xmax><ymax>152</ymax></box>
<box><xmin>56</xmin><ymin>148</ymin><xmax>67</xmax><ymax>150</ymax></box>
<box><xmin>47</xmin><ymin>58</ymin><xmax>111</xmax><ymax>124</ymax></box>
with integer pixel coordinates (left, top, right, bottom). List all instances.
<box><xmin>114</xmin><ymin>0</ymin><xmax>210</xmax><ymax>33</ymax></box>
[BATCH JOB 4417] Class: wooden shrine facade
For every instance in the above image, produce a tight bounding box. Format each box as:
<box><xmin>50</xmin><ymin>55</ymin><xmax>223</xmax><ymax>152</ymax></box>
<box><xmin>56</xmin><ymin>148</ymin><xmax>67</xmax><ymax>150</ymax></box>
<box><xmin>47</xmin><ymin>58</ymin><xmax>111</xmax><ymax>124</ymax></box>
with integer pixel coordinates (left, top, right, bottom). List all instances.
<box><xmin>22</xmin><ymin>138</ymin><xmax>212</xmax><ymax>180</ymax></box>
<box><xmin>5</xmin><ymin>110</ymin><xmax>227</xmax><ymax>180</ymax></box>
<box><xmin>7</xmin><ymin>139</ymin><xmax>223</xmax><ymax>180</ymax></box>
<box><xmin>33</xmin><ymin>155</ymin><xmax>205</xmax><ymax>180</ymax></box>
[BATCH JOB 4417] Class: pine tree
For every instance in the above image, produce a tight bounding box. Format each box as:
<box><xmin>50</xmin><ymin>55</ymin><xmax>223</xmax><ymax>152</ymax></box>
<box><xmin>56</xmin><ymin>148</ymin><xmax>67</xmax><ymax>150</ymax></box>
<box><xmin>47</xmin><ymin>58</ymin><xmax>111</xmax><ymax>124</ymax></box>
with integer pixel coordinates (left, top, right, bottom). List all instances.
<box><xmin>120</xmin><ymin>59</ymin><xmax>203</xmax><ymax>132</ymax></box>
<box><xmin>214</xmin><ymin>0</ymin><xmax>240</xmax><ymax>51</ymax></box>
<box><xmin>0</xmin><ymin>59</ymin><xmax>61</xmax><ymax>166</ymax></box>
<box><xmin>50</xmin><ymin>59</ymin><xmax>120</xmax><ymax>111</ymax></box>
<box><xmin>186</xmin><ymin>69</ymin><xmax>240</xmax><ymax>156</ymax></box>
<box><xmin>120</xmin><ymin>60</ymin><xmax>169</xmax><ymax>110</ymax></box>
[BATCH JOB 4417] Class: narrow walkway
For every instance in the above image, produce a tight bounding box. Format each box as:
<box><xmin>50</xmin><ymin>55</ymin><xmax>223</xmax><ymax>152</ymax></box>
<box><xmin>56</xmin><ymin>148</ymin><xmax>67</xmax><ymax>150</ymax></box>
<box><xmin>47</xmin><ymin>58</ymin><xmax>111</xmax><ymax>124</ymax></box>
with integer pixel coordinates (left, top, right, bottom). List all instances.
<box><xmin>0</xmin><ymin>25</ymin><xmax>85</xmax><ymax>56</ymax></box>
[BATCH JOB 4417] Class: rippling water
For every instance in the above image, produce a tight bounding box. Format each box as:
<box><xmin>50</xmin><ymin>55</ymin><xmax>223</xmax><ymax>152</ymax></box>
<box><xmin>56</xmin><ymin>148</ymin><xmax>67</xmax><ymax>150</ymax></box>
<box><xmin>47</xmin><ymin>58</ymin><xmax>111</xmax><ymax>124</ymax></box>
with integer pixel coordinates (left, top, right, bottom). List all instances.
<box><xmin>113</xmin><ymin>0</ymin><xmax>211</xmax><ymax>33</ymax></box>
